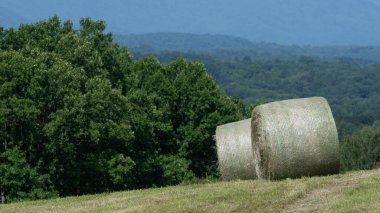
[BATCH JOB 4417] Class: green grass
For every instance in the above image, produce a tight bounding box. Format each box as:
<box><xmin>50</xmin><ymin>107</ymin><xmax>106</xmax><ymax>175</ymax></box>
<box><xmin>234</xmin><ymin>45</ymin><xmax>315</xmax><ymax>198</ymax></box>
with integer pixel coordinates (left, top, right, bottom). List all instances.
<box><xmin>325</xmin><ymin>178</ymin><xmax>380</xmax><ymax>213</ymax></box>
<box><xmin>1</xmin><ymin>169</ymin><xmax>380</xmax><ymax>213</ymax></box>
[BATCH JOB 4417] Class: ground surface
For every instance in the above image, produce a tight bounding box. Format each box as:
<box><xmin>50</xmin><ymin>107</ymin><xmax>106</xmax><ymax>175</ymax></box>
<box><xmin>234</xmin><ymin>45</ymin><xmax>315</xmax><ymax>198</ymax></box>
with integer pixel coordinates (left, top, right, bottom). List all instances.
<box><xmin>1</xmin><ymin>169</ymin><xmax>380</xmax><ymax>213</ymax></box>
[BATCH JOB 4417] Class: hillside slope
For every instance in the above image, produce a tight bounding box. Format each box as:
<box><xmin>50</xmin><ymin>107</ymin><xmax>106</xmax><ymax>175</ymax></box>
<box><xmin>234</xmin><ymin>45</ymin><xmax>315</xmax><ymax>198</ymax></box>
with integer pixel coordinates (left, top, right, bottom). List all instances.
<box><xmin>2</xmin><ymin>169</ymin><xmax>380</xmax><ymax>212</ymax></box>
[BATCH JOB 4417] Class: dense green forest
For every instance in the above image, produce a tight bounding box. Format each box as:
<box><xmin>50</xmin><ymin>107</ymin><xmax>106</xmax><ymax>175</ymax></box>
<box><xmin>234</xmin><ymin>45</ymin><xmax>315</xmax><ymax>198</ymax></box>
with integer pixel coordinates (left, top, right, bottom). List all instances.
<box><xmin>340</xmin><ymin>121</ymin><xmax>380</xmax><ymax>172</ymax></box>
<box><xmin>135</xmin><ymin>51</ymin><xmax>380</xmax><ymax>135</ymax></box>
<box><xmin>0</xmin><ymin>17</ymin><xmax>379</xmax><ymax>204</ymax></box>
<box><xmin>0</xmin><ymin>17</ymin><xmax>244</xmax><ymax>203</ymax></box>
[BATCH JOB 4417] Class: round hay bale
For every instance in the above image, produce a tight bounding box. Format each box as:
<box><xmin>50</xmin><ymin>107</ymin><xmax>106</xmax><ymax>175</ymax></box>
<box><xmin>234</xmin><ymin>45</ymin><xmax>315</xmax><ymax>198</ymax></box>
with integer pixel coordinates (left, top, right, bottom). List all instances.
<box><xmin>251</xmin><ymin>97</ymin><xmax>339</xmax><ymax>180</ymax></box>
<box><xmin>216</xmin><ymin>119</ymin><xmax>257</xmax><ymax>180</ymax></box>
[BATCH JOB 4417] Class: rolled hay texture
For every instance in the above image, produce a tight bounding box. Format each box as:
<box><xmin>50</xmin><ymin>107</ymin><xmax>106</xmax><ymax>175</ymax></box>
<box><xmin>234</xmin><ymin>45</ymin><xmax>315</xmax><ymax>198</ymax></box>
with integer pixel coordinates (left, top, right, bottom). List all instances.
<box><xmin>216</xmin><ymin>119</ymin><xmax>257</xmax><ymax>180</ymax></box>
<box><xmin>252</xmin><ymin>97</ymin><xmax>339</xmax><ymax>180</ymax></box>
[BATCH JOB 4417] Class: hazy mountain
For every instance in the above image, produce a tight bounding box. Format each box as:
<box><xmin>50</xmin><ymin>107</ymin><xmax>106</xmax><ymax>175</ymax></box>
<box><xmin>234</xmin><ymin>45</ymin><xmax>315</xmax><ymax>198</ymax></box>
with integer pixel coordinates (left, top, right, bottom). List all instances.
<box><xmin>1</xmin><ymin>0</ymin><xmax>380</xmax><ymax>45</ymax></box>
<box><xmin>114</xmin><ymin>33</ymin><xmax>256</xmax><ymax>51</ymax></box>
<box><xmin>115</xmin><ymin>33</ymin><xmax>380</xmax><ymax>62</ymax></box>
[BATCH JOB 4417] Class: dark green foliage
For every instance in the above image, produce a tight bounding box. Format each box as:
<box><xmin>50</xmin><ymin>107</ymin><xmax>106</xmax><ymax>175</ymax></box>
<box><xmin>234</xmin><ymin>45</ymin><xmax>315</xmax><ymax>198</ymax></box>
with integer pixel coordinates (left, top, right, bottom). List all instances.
<box><xmin>166</xmin><ymin>59</ymin><xmax>244</xmax><ymax>176</ymax></box>
<box><xmin>107</xmin><ymin>154</ymin><xmax>136</xmax><ymax>187</ymax></box>
<box><xmin>0</xmin><ymin>17</ymin><xmax>136</xmax><ymax>197</ymax></box>
<box><xmin>157</xmin><ymin>155</ymin><xmax>194</xmax><ymax>185</ymax></box>
<box><xmin>151</xmin><ymin>52</ymin><xmax>380</xmax><ymax>135</ymax></box>
<box><xmin>125</xmin><ymin>57</ymin><xmax>243</xmax><ymax>186</ymax></box>
<box><xmin>340</xmin><ymin>122</ymin><xmax>380</xmax><ymax>172</ymax></box>
<box><xmin>0</xmin><ymin>17</ymin><xmax>243</xmax><ymax>202</ymax></box>
<box><xmin>0</xmin><ymin>147</ymin><xmax>57</xmax><ymax>203</ymax></box>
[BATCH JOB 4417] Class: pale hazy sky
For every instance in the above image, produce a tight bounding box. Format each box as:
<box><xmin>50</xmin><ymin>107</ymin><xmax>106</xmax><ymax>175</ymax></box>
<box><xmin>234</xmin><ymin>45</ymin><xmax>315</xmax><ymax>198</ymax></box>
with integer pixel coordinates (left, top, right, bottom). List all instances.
<box><xmin>368</xmin><ymin>0</ymin><xmax>380</xmax><ymax>6</ymax></box>
<box><xmin>1</xmin><ymin>0</ymin><xmax>380</xmax><ymax>45</ymax></box>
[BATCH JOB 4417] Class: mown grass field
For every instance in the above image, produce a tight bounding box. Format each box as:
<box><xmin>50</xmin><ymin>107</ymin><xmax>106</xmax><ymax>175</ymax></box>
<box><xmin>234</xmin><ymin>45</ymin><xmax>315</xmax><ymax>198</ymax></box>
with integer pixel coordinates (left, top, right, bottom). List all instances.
<box><xmin>1</xmin><ymin>169</ymin><xmax>380</xmax><ymax>213</ymax></box>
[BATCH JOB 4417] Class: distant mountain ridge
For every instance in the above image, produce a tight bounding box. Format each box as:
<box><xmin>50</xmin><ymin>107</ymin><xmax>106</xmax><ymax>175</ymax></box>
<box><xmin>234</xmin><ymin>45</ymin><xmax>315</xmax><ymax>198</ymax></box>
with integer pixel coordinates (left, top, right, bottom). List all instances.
<box><xmin>1</xmin><ymin>0</ymin><xmax>380</xmax><ymax>45</ymax></box>
<box><xmin>116</xmin><ymin>32</ymin><xmax>380</xmax><ymax>62</ymax></box>
<box><xmin>114</xmin><ymin>33</ymin><xmax>256</xmax><ymax>51</ymax></box>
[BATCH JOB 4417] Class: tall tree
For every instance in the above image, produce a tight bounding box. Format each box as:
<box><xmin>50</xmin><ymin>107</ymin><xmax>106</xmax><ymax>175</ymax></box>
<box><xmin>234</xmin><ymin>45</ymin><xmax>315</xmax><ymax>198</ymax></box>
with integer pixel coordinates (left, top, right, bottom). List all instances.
<box><xmin>0</xmin><ymin>17</ymin><xmax>244</xmax><ymax>201</ymax></box>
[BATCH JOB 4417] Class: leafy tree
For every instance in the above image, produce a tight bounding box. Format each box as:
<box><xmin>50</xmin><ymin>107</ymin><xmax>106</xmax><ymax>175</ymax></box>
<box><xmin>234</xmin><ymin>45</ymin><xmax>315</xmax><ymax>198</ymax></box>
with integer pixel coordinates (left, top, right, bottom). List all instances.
<box><xmin>0</xmin><ymin>17</ymin><xmax>136</xmax><ymax>197</ymax></box>
<box><xmin>166</xmin><ymin>59</ymin><xmax>244</xmax><ymax>176</ymax></box>
<box><xmin>340</xmin><ymin>121</ymin><xmax>380</xmax><ymax>172</ymax></box>
<box><xmin>43</xmin><ymin>76</ymin><xmax>134</xmax><ymax>195</ymax></box>
<box><xmin>107</xmin><ymin>154</ymin><xmax>136</xmax><ymax>188</ymax></box>
<box><xmin>157</xmin><ymin>155</ymin><xmax>194</xmax><ymax>185</ymax></box>
<box><xmin>0</xmin><ymin>146</ymin><xmax>57</xmax><ymax>203</ymax></box>
<box><xmin>0</xmin><ymin>17</ymin><xmax>244</xmax><ymax>201</ymax></box>
<box><xmin>126</xmin><ymin>57</ymin><xmax>243</xmax><ymax>186</ymax></box>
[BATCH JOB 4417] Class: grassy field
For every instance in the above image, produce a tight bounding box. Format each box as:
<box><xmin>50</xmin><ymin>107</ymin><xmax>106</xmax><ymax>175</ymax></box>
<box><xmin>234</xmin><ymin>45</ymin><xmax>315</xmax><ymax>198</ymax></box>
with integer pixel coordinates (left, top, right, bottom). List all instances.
<box><xmin>1</xmin><ymin>169</ymin><xmax>380</xmax><ymax>213</ymax></box>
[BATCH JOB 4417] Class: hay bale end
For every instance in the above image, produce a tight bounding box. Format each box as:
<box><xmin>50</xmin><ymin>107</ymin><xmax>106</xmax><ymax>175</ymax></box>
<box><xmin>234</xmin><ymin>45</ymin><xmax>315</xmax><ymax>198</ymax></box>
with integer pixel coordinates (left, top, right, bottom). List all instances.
<box><xmin>252</xmin><ymin>97</ymin><xmax>340</xmax><ymax>180</ymax></box>
<box><xmin>216</xmin><ymin>119</ymin><xmax>257</xmax><ymax>180</ymax></box>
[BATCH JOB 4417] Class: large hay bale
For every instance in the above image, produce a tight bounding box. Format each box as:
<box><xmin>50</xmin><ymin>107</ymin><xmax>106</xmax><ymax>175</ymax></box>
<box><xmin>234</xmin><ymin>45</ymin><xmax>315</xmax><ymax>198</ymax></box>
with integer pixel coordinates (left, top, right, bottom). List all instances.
<box><xmin>216</xmin><ymin>119</ymin><xmax>257</xmax><ymax>180</ymax></box>
<box><xmin>252</xmin><ymin>97</ymin><xmax>339</xmax><ymax>180</ymax></box>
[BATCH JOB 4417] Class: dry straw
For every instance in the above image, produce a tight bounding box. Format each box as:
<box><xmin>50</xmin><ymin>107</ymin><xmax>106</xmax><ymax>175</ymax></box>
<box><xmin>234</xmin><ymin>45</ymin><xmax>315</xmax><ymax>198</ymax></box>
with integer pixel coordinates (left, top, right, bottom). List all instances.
<box><xmin>251</xmin><ymin>97</ymin><xmax>340</xmax><ymax>180</ymax></box>
<box><xmin>216</xmin><ymin>119</ymin><xmax>257</xmax><ymax>180</ymax></box>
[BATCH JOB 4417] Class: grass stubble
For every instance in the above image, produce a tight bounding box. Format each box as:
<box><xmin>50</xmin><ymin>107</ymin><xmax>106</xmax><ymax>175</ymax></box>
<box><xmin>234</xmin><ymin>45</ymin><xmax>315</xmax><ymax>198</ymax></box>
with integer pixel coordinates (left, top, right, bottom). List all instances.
<box><xmin>1</xmin><ymin>169</ymin><xmax>380</xmax><ymax>212</ymax></box>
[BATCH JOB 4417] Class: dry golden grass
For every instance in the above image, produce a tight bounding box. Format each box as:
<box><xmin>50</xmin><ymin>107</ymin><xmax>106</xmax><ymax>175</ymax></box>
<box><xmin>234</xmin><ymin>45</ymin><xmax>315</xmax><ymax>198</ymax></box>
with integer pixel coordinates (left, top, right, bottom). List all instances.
<box><xmin>1</xmin><ymin>169</ymin><xmax>380</xmax><ymax>213</ymax></box>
